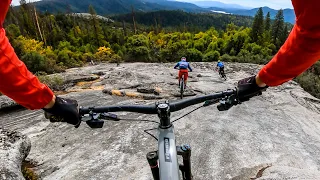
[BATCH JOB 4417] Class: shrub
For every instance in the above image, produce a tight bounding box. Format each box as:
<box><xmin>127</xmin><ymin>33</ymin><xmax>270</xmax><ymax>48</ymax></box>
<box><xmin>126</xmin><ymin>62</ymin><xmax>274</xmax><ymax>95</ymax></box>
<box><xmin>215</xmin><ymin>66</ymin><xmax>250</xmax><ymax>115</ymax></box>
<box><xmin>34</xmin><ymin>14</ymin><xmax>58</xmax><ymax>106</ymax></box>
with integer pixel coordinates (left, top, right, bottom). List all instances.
<box><xmin>203</xmin><ymin>51</ymin><xmax>220</xmax><ymax>62</ymax></box>
<box><xmin>94</xmin><ymin>46</ymin><xmax>114</xmax><ymax>61</ymax></box>
<box><xmin>183</xmin><ymin>48</ymin><xmax>203</xmax><ymax>62</ymax></box>
<box><xmin>220</xmin><ymin>54</ymin><xmax>238</xmax><ymax>62</ymax></box>
<box><xmin>127</xmin><ymin>46</ymin><xmax>152</xmax><ymax>62</ymax></box>
<box><xmin>295</xmin><ymin>72</ymin><xmax>320</xmax><ymax>99</ymax></box>
<box><xmin>21</xmin><ymin>51</ymin><xmax>49</xmax><ymax>73</ymax></box>
<box><xmin>38</xmin><ymin>74</ymin><xmax>65</xmax><ymax>91</ymax></box>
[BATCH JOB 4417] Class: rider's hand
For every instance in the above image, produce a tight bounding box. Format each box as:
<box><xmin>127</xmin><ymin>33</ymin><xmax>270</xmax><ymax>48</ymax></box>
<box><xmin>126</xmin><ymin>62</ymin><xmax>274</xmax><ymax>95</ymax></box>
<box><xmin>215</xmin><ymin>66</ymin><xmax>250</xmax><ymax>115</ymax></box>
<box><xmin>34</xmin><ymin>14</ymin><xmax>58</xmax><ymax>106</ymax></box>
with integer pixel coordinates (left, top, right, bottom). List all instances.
<box><xmin>237</xmin><ymin>75</ymin><xmax>268</xmax><ymax>102</ymax></box>
<box><xmin>43</xmin><ymin>96</ymin><xmax>81</xmax><ymax>128</ymax></box>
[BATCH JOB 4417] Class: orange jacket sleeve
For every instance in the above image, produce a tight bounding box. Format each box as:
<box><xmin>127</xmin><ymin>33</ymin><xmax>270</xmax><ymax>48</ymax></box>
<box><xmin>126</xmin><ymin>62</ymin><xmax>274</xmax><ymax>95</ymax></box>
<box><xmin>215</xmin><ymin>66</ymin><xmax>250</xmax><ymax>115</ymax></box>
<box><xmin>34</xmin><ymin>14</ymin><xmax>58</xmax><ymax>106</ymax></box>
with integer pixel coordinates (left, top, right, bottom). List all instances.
<box><xmin>0</xmin><ymin>0</ymin><xmax>54</xmax><ymax>109</ymax></box>
<box><xmin>258</xmin><ymin>0</ymin><xmax>320</xmax><ymax>86</ymax></box>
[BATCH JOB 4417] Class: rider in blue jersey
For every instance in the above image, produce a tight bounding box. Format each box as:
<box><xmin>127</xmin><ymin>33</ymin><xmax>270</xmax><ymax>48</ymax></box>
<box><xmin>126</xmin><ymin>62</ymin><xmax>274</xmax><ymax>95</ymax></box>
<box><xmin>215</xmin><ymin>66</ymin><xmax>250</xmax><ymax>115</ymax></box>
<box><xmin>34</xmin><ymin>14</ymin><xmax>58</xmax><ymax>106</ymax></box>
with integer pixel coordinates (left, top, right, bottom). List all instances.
<box><xmin>216</xmin><ymin>60</ymin><xmax>225</xmax><ymax>76</ymax></box>
<box><xmin>174</xmin><ymin>57</ymin><xmax>193</xmax><ymax>87</ymax></box>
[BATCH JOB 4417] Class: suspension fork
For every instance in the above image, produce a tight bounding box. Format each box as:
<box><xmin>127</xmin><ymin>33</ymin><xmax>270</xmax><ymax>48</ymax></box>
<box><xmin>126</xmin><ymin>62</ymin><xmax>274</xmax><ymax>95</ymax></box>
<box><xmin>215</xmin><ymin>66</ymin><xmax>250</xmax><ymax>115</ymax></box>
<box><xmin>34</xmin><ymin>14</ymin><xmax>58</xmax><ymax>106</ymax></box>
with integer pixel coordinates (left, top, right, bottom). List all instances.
<box><xmin>147</xmin><ymin>151</ymin><xmax>160</xmax><ymax>180</ymax></box>
<box><xmin>177</xmin><ymin>144</ymin><xmax>193</xmax><ymax>180</ymax></box>
<box><xmin>146</xmin><ymin>145</ymin><xmax>192</xmax><ymax>180</ymax></box>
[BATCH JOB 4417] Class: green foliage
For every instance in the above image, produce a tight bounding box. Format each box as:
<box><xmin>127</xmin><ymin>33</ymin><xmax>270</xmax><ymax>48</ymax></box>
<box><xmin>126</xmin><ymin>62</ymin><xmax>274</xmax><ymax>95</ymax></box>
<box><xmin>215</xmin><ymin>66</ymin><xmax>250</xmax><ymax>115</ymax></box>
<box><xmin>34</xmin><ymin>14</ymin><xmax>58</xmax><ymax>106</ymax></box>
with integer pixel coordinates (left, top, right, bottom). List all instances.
<box><xmin>203</xmin><ymin>51</ymin><xmax>220</xmax><ymax>62</ymax></box>
<box><xmin>21</xmin><ymin>51</ymin><xmax>49</xmax><ymax>73</ymax></box>
<box><xmin>265</xmin><ymin>12</ymin><xmax>271</xmax><ymax>31</ymax></box>
<box><xmin>37</xmin><ymin>74</ymin><xmax>65</xmax><ymax>91</ymax></box>
<box><xmin>250</xmin><ymin>7</ymin><xmax>264</xmax><ymax>43</ymax></box>
<box><xmin>183</xmin><ymin>48</ymin><xmax>203</xmax><ymax>61</ymax></box>
<box><xmin>295</xmin><ymin>72</ymin><xmax>320</xmax><ymax>99</ymax></box>
<box><xmin>272</xmin><ymin>9</ymin><xmax>285</xmax><ymax>49</ymax></box>
<box><xmin>113</xmin><ymin>10</ymin><xmax>254</xmax><ymax>32</ymax></box>
<box><xmin>5</xmin><ymin>24</ymin><xmax>21</xmax><ymax>39</ymax></box>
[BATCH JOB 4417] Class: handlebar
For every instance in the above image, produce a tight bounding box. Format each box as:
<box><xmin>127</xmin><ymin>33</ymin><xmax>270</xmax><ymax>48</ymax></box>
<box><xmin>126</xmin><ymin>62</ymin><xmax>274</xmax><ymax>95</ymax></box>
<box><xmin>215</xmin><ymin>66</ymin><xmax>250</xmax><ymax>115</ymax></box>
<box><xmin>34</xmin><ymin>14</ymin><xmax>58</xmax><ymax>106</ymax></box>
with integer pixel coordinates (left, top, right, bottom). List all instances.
<box><xmin>79</xmin><ymin>89</ymin><xmax>237</xmax><ymax>115</ymax></box>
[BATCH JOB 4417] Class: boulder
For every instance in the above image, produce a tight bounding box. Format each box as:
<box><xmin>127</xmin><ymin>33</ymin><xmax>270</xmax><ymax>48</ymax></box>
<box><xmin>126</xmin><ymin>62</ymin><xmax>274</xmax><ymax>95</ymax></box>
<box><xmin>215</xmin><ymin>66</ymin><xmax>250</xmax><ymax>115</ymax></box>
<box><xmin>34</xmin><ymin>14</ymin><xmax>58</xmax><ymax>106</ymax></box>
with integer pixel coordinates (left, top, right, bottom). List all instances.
<box><xmin>64</xmin><ymin>74</ymin><xmax>100</xmax><ymax>84</ymax></box>
<box><xmin>0</xmin><ymin>129</ymin><xmax>31</xmax><ymax>180</ymax></box>
<box><xmin>0</xmin><ymin>96</ymin><xmax>19</xmax><ymax>110</ymax></box>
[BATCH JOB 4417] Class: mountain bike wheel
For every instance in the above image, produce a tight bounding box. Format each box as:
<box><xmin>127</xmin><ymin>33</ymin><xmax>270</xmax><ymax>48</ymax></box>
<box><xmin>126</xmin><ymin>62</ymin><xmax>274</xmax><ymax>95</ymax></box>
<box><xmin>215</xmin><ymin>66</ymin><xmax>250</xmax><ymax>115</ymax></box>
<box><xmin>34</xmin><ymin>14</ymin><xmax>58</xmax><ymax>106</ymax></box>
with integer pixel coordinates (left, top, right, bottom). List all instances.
<box><xmin>222</xmin><ymin>73</ymin><xmax>227</xmax><ymax>81</ymax></box>
<box><xmin>180</xmin><ymin>77</ymin><xmax>184</xmax><ymax>99</ymax></box>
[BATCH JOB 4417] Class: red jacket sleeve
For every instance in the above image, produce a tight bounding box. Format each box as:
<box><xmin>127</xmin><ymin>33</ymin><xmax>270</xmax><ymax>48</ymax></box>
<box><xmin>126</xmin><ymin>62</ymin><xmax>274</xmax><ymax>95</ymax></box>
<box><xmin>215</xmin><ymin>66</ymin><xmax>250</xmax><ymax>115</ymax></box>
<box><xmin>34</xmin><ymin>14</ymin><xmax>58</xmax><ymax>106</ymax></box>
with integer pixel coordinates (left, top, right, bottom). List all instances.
<box><xmin>258</xmin><ymin>0</ymin><xmax>320</xmax><ymax>86</ymax></box>
<box><xmin>0</xmin><ymin>0</ymin><xmax>54</xmax><ymax>109</ymax></box>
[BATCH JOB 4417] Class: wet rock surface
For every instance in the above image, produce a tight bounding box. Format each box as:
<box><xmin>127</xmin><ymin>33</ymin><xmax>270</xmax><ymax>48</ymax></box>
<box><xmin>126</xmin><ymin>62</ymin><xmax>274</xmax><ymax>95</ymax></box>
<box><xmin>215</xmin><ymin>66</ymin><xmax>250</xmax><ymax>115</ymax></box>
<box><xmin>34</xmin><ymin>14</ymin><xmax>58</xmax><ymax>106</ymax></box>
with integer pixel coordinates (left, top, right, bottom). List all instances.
<box><xmin>1</xmin><ymin>62</ymin><xmax>320</xmax><ymax>180</ymax></box>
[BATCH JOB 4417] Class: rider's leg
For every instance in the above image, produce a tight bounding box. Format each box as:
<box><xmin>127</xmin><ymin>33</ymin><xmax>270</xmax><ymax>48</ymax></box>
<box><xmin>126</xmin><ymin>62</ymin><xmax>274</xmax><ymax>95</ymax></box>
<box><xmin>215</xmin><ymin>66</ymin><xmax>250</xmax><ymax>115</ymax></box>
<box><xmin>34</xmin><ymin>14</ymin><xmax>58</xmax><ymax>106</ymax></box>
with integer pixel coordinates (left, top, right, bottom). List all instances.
<box><xmin>184</xmin><ymin>71</ymin><xmax>188</xmax><ymax>88</ymax></box>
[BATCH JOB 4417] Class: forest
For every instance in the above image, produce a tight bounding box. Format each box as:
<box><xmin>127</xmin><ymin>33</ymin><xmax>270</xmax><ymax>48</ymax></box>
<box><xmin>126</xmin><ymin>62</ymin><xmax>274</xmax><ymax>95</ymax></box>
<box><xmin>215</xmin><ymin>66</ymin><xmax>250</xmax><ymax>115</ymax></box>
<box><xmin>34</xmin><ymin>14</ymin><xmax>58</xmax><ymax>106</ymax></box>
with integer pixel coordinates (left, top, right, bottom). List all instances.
<box><xmin>3</xmin><ymin>2</ymin><xmax>320</xmax><ymax>98</ymax></box>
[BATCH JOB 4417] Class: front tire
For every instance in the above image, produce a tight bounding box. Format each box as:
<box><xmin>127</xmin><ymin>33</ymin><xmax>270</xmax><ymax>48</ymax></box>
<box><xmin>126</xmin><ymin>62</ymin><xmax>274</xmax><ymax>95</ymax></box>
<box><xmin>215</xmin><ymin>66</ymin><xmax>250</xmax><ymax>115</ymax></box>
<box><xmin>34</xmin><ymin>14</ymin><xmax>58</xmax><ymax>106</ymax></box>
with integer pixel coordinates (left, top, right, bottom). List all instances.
<box><xmin>180</xmin><ymin>78</ymin><xmax>184</xmax><ymax>99</ymax></box>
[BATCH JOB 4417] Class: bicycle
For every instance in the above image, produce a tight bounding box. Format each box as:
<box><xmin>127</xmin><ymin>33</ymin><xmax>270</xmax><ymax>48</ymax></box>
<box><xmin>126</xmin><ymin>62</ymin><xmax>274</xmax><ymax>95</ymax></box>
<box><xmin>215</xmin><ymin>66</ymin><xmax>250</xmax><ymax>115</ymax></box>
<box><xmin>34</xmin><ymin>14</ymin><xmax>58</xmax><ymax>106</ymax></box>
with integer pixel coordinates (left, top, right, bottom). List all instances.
<box><xmin>217</xmin><ymin>67</ymin><xmax>227</xmax><ymax>81</ymax></box>
<box><xmin>78</xmin><ymin>88</ymin><xmax>239</xmax><ymax>180</ymax></box>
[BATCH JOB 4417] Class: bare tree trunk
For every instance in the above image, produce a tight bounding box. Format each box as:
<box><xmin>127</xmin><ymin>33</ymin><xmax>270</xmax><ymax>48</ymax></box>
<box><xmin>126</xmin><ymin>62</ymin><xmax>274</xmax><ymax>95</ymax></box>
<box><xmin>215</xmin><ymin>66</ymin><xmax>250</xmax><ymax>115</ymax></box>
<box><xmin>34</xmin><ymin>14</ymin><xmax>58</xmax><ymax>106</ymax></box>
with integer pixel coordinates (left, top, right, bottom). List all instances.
<box><xmin>122</xmin><ymin>20</ymin><xmax>127</xmax><ymax>36</ymax></box>
<box><xmin>154</xmin><ymin>17</ymin><xmax>158</xmax><ymax>34</ymax></box>
<box><xmin>34</xmin><ymin>6</ymin><xmax>45</xmax><ymax>44</ymax></box>
<box><xmin>131</xmin><ymin>6</ymin><xmax>137</xmax><ymax>34</ymax></box>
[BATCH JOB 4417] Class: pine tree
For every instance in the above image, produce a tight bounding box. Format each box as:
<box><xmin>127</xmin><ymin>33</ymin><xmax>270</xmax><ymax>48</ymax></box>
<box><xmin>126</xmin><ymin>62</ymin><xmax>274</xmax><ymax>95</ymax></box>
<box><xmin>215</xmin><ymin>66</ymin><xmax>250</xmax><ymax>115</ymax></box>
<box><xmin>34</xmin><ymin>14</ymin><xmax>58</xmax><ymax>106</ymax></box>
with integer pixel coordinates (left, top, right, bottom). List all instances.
<box><xmin>271</xmin><ymin>9</ymin><xmax>285</xmax><ymax>48</ymax></box>
<box><xmin>265</xmin><ymin>12</ymin><xmax>271</xmax><ymax>31</ymax></box>
<box><xmin>250</xmin><ymin>7</ymin><xmax>264</xmax><ymax>43</ymax></box>
<box><xmin>280</xmin><ymin>24</ymin><xmax>289</xmax><ymax>46</ymax></box>
<box><xmin>89</xmin><ymin>5</ymin><xmax>105</xmax><ymax>47</ymax></box>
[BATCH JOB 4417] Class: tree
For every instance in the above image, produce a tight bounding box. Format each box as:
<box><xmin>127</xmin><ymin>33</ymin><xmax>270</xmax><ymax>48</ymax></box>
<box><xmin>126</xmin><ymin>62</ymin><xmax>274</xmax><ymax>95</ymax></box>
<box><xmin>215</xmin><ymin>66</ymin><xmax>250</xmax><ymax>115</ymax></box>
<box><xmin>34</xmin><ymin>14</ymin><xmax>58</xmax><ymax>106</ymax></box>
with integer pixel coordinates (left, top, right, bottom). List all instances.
<box><xmin>88</xmin><ymin>5</ymin><xmax>105</xmax><ymax>47</ymax></box>
<box><xmin>279</xmin><ymin>24</ymin><xmax>289</xmax><ymax>46</ymax></box>
<box><xmin>265</xmin><ymin>12</ymin><xmax>271</xmax><ymax>31</ymax></box>
<box><xmin>250</xmin><ymin>7</ymin><xmax>264</xmax><ymax>43</ymax></box>
<box><xmin>272</xmin><ymin>9</ymin><xmax>285</xmax><ymax>48</ymax></box>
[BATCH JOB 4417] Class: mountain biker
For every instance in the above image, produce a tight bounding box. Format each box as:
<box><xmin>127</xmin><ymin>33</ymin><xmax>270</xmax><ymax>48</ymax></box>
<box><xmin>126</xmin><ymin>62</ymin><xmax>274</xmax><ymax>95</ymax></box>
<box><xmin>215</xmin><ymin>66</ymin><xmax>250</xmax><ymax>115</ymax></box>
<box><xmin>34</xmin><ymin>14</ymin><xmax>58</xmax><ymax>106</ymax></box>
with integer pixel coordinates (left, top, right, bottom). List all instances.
<box><xmin>216</xmin><ymin>60</ymin><xmax>225</xmax><ymax>77</ymax></box>
<box><xmin>0</xmin><ymin>0</ymin><xmax>80</xmax><ymax>127</ymax></box>
<box><xmin>237</xmin><ymin>0</ymin><xmax>320</xmax><ymax>102</ymax></box>
<box><xmin>174</xmin><ymin>57</ymin><xmax>193</xmax><ymax>88</ymax></box>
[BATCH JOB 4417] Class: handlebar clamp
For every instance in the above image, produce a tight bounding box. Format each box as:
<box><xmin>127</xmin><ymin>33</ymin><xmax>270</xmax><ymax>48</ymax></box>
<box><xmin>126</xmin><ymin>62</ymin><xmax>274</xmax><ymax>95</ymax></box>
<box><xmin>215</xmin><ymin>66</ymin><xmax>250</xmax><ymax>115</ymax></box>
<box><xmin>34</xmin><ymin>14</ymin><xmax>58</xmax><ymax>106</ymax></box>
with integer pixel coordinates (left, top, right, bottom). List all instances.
<box><xmin>81</xmin><ymin>110</ymin><xmax>104</xmax><ymax>128</ymax></box>
<box><xmin>217</xmin><ymin>94</ymin><xmax>239</xmax><ymax>111</ymax></box>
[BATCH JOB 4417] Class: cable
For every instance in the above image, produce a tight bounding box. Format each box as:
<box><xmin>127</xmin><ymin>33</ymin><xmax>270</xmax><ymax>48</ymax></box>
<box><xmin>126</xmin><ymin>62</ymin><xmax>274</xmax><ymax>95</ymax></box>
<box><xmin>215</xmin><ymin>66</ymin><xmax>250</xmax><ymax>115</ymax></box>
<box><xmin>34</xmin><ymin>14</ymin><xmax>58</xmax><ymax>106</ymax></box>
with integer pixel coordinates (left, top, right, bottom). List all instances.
<box><xmin>118</xmin><ymin>118</ymin><xmax>160</xmax><ymax>124</ymax></box>
<box><xmin>143</xmin><ymin>127</ymin><xmax>158</xmax><ymax>141</ymax></box>
<box><xmin>171</xmin><ymin>105</ymin><xmax>204</xmax><ymax>123</ymax></box>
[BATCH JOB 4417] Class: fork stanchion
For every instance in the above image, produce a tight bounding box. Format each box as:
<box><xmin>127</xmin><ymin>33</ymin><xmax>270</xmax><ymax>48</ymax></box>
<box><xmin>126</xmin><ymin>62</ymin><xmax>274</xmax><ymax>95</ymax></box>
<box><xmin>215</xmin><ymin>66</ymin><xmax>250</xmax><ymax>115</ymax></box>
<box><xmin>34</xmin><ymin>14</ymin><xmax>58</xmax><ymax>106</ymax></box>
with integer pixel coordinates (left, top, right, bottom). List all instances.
<box><xmin>147</xmin><ymin>151</ymin><xmax>160</xmax><ymax>180</ymax></box>
<box><xmin>177</xmin><ymin>145</ymin><xmax>193</xmax><ymax>180</ymax></box>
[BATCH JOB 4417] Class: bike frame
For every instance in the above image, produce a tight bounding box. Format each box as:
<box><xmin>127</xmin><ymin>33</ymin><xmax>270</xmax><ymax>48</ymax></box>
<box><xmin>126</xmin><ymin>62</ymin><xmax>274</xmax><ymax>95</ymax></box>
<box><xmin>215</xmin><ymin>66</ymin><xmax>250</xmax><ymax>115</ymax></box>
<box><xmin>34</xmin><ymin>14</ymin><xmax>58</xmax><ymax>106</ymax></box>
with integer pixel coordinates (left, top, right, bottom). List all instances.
<box><xmin>146</xmin><ymin>103</ymin><xmax>191</xmax><ymax>180</ymax></box>
<box><xmin>80</xmin><ymin>89</ymin><xmax>236</xmax><ymax>180</ymax></box>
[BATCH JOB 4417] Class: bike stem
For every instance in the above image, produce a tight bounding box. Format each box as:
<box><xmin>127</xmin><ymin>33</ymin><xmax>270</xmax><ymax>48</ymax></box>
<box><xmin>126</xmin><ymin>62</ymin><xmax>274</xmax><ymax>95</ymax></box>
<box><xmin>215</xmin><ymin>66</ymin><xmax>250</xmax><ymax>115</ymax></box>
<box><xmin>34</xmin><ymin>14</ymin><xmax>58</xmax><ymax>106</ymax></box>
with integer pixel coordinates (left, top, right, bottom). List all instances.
<box><xmin>156</xmin><ymin>102</ymin><xmax>171</xmax><ymax>128</ymax></box>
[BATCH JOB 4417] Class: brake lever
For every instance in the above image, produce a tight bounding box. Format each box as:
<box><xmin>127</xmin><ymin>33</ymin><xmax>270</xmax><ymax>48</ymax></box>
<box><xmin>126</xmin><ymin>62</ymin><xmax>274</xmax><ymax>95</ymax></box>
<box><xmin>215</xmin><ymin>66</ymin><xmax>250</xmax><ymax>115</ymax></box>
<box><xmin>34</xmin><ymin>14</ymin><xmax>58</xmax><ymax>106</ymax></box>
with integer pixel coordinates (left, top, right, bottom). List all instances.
<box><xmin>99</xmin><ymin>112</ymin><xmax>119</xmax><ymax>121</ymax></box>
<box><xmin>203</xmin><ymin>99</ymin><xmax>220</xmax><ymax>107</ymax></box>
<box><xmin>217</xmin><ymin>94</ymin><xmax>239</xmax><ymax>111</ymax></box>
<box><xmin>81</xmin><ymin>112</ymin><xmax>105</xmax><ymax>128</ymax></box>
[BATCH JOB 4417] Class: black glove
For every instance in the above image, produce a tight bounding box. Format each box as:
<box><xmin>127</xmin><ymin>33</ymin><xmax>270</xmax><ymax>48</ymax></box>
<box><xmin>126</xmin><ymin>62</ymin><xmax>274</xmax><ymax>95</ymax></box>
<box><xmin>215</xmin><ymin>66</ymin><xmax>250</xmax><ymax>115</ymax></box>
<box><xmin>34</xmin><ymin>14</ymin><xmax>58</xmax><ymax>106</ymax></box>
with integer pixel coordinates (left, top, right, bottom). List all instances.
<box><xmin>237</xmin><ymin>75</ymin><xmax>268</xmax><ymax>102</ymax></box>
<box><xmin>43</xmin><ymin>96</ymin><xmax>80</xmax><ymax>128</ymax></box>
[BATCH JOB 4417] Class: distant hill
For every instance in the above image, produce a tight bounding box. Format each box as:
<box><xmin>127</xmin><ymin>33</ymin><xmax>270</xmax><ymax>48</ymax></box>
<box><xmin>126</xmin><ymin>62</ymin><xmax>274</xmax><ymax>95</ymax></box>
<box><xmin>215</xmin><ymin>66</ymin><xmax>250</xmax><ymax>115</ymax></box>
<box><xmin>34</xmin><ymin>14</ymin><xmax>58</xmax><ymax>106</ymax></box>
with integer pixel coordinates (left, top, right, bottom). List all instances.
<box><xmin>33</xmin><ymin>0</ymin><xmax>209</xmax><ymax>15</ymax></box>
<box><xmin>112</xmin><ymin>10</ymin><xmax>253</xmax><ymax>31</ymax></box>
<box><xmin>30</xmin><ymin>0</ymin><xmax>295</xmax><ymax>24</ymax></box>
<box><xmin>226</xmin><ymin>6</ymin><xmax>295</xmax><ymax>24</ymax></box>
<box><xmin>185</xmin><ymin>1</ymin><xmax>250</xmax><ymax>9</ymax></box>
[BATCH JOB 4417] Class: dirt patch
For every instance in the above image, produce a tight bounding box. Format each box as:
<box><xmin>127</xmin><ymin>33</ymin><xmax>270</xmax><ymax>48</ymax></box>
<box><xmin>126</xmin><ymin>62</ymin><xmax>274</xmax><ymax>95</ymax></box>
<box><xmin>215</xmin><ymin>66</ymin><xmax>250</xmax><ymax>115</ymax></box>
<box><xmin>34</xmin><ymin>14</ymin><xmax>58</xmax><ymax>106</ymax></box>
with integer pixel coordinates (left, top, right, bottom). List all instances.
<box><xmin>22</xmin><ymin>160</ymin><xmax>39</xmax><ymax>180</ymax></box>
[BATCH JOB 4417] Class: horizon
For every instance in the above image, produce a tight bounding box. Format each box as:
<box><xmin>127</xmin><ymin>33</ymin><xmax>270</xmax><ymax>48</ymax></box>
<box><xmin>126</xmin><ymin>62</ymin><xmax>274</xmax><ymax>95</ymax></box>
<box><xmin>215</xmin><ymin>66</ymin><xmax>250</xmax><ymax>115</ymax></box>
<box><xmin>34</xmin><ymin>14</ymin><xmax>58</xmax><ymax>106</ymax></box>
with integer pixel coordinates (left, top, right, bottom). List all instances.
<box><xmin>175</xmin><ymin>0</ymin><xmax>293</xmax><ymax>9</ymax></box>
<box><xmin>11</xmin><ymin>0</ymin><xmax>294</xmax><ymax>10</ymax></box>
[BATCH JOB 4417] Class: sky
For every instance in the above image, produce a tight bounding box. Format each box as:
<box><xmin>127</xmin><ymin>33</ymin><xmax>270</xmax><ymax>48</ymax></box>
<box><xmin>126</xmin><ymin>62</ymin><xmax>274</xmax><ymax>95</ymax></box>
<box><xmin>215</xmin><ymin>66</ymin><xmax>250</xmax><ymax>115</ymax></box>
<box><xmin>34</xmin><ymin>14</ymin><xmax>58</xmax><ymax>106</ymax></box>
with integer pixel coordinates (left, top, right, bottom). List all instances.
<box><xmin>11</xmin><ymin>0</ymin><xmax>39</xmax><ymax>6</ymax></box>
<box><xmin>176</xmin><ymin>0</ymin><xmax>293</xmax><ymax>9</ymax></box>
<box><xmin>11</xmin><ymin>0</ymin><xmax>294</xmax><ymax>9</ymax></box>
